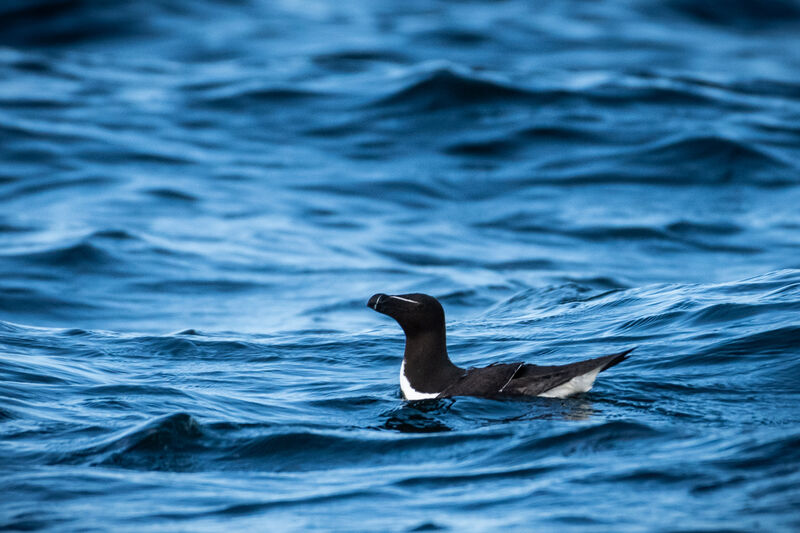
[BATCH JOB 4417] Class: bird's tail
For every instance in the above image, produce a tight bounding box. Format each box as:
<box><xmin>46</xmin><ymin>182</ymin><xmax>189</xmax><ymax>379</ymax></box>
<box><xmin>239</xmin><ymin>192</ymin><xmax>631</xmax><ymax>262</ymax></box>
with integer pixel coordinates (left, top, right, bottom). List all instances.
<box><xmin>597</xmin><ymin>347</ymin><xmax>636</xmax><ymax>372</ymax></box>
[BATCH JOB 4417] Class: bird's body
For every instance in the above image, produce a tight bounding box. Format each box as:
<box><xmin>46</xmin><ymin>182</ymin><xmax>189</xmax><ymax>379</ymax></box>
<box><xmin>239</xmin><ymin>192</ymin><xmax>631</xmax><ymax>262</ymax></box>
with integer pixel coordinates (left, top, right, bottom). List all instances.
<box><xmin>368</xmin><ymin>292</ymin><xmax>633</xmax><ymax>400</ymax></box>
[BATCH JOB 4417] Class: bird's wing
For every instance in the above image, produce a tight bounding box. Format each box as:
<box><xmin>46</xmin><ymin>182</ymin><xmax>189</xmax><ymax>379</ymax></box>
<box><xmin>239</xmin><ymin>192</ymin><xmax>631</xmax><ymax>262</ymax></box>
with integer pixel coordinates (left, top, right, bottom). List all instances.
<box><xmin>505</xmin><ymin>348</ymin><xmax>635</xmax><ymax>396</ymax></box>
<box><xmin>438</xmin><ymin>363</ymin><xmax>523</xmax><ymax>398</ymax></box>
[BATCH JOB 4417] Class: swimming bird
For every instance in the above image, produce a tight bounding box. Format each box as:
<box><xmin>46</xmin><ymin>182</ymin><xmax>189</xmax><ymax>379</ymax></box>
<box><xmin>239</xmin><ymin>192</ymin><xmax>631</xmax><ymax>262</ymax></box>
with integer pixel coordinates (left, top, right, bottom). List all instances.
<box><xmin>368</xmin><ymin>292</ymin><xmax>633</xmax><ymax>400</ymax></box>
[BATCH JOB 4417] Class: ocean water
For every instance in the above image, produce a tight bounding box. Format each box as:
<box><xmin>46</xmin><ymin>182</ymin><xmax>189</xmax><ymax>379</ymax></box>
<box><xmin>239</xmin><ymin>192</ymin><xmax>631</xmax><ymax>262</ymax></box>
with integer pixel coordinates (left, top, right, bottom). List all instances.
<box><xmin>2</xmin><ymin>1</ymin><xmax>800</xmax><ymax>531</ymax></box>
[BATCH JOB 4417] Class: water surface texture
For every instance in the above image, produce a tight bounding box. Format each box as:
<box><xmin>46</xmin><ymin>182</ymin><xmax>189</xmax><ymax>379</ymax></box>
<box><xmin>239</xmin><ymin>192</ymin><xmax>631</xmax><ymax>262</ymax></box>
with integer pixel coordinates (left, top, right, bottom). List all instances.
<box><xmin>2</xmin><ymin>1</ymin><xmax>800</xmax><ymax>531</ymax></box>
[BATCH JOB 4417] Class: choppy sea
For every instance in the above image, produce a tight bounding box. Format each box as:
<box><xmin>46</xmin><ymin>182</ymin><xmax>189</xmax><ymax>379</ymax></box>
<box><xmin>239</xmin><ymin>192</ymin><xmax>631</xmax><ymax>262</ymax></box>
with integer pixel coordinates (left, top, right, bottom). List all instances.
<box><xmin>2</xmin><ymin>1</ymin><xmax>800</xmax><ymax>531</ymax></box>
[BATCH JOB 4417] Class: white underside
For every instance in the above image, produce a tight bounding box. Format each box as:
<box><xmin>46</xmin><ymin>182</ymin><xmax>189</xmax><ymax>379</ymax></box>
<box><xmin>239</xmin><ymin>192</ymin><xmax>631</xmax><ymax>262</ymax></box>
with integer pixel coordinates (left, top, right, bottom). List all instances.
<box><xmin>399</xmin><ymin>360</ymin><xmax>439</xmax><ymax>400</ymax></box>
<box><xmin>537</xmin><ymin>366</ymin><xmax>603</xmax><ymax>398</ymax></box>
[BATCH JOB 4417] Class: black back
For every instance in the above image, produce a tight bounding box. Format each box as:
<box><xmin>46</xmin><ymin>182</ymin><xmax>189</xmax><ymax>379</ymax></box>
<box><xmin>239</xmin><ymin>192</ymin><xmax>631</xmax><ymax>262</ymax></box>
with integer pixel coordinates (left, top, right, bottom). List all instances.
<box><xmin>441</xmin><ymin>350</ymin><xmax>633</xmax><ymax>398</ymax></box>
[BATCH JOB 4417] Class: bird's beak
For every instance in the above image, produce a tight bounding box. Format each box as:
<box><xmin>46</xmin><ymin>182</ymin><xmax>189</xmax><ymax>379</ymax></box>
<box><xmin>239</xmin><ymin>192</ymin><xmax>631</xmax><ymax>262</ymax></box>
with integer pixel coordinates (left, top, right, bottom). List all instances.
<box><xmin>367</xmin><ymin>293</ymin><xmax>387</xmax><ymax>311</ymax></box>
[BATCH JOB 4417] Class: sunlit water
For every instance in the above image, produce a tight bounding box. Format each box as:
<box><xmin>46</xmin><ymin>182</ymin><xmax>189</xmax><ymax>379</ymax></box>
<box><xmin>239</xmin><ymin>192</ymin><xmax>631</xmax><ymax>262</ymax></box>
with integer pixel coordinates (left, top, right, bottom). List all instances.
<box><xmin>2</xmin><ymin>1</ymin><xmax>800</xmax><ymax>531</ymax></box>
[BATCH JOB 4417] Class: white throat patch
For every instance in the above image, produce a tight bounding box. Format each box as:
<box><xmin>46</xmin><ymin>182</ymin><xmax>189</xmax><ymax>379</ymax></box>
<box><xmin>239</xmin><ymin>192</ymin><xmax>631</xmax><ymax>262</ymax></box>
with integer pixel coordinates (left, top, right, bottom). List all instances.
<box><xmin>399</xmin><ymin>360</ymin><xmax>439</xmax><ymax>400</ymax></box>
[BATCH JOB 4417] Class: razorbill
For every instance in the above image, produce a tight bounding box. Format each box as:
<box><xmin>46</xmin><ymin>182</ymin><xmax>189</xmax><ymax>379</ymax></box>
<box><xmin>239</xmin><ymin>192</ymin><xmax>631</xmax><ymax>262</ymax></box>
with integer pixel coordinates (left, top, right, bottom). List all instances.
<box><xmin>367</xmin><ymin>292</ymin><xmax>633</xmax><ymax>400</ymax></box>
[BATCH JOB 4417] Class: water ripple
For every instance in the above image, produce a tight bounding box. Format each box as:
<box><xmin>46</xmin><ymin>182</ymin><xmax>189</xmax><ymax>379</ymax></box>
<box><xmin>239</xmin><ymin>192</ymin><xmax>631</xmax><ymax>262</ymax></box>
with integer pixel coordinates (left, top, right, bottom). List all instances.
<box><xmin>2</xmin><ymin>2</ymin><xmax>800</xmax><ymax>530</ymax></box>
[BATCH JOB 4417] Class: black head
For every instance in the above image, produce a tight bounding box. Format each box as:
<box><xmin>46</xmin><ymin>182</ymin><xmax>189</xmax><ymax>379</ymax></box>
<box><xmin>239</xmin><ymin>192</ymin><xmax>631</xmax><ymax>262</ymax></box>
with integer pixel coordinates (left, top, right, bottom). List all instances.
<box><xmin>367</xmin><ymin>293</ymin><xmax>445</xmax><ymax>335</ymax></box>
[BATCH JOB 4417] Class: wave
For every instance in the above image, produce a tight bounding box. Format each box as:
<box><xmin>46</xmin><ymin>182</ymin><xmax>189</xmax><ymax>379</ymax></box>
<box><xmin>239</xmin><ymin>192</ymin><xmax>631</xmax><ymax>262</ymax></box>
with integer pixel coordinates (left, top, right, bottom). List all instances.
<box><xmin>695</xmin><ymin>325</ymin><xmax>800</xmax><ymax>359</ymax></box>
<box><xmin>442</xmin><ymin>125</ymin><xmax>603</xmax><ymax>158</ymax></box>
<box><xmin>528</xmin><ymin>134</ymin><xmax>798</xmax><ymax>187</ymax></box>
<box><xmin>61</xmin><ymin>412</ymin><xmax>205</xmax><ymax>471</ymax></box>
<box><xmin>296</xmin><ymin>179</ymin><xmax>449</xmax><ymax>207</ymax></box>
<box><xmin>394</xmin><ymin>463</ymin><xmax>555</xmax><ymax>489</ymax></box>
<box><xmin>9</xmin><ymin>175</ymin><xmax>115</xmax><ymax>200</ymax></box>
<box><xmin>2</xmin><ymin>241</ymin><xmax>114</xmax><ymax>270</ymax></box>
<box><xmin>132</xmin><ymin>279</ymin><xmax>263</xmax><ymax>294</ymax></box>
<box><xmin>665</xmin><ymin>220</ymin><xmax>742</xmax><ymax>236</ymax></box>
<box><xmin>445</xmin><ymin>137</ymin><xmax>519</xmax><ymax>158</ymax></box>
<box><xmin>0</xmin><ymin>229</ymin><xmax>206</xmax><ymax>290</ymax></box>
<box><xmin>0</xmin><ymin>356</ymin><xmax>73</xmax><ymax>386</ymax></box>
<box><xmin>184</xmin><ymin>488</ymin><xmax>381</xmax><ymax>518</ymax></box>
<box><xmin>196</xmin><ymin>84</ymin><xmax>333</xmax><ymax>109</ymax></box>
<box><xmin>121</xmin><ymin>334</ymin><xmax>266</xmax><ymax>360</ymax></box>
<box><xmin>710</xmin><ymin>428</ymin><xmax>800</xmax><ymax>472</ymax></box>
<box><xmin>689</xmin><ymin>301</ymin><xmax>800</xmax><ymax>325</ymax></box>
<box><xmin>371</xmin><ymin>247</ymin><xmax>480</xmax><ymax>268</ymax></box>
<box><xmin>370</xmin><ymin>66</ymin><xmax>739</xmax><ymax>117</ymax></box>
<box><xmin>475</xmin><ymin>215</ymin><xmax>760</xmax><ymax>254</ymax></box>
<box><xmin>632</xmin><ymin>135</ymin><xmax>792</xmax><ymax>173</ymax></box>
<box><xmin>519</xmin><ymin>124</ymin><xmax>602</xmax><ymax>142</ymax></box>
<box><xmin>312</xmin><ymin>49</ymin><xmax>410</xmax><ymax>72</ymax></box>
<box><xmin>0</xmin><ymin>1</ymin><xmax>150</xmax><ymax>47</ymax></box>
<box><xmin>506</xmin><ymin>420</ymin><xmax>662</xmax><ymax>457</ymax></box>
<box><xmin>0</xmin><ymin>221</ymin><xmax>33</xmax><ymax>234</ymax></box>
<box><xmin>665</xmin><ymin>0</ymin><xmax>800</xmax><ymax>28</ymax></box>
<box><xmin>585</xmin><ymin>84</ymin><xmax>723</xmax><ymax>107</ymax></box>
<box><xmin>371</xmin><ymin>67</ymin><xmax>539</xmax><ymax>110</ymax></box>
<box><xmin>143</xmin><ymin>187</ymin><xmax>199</xmax><ymax>203</ymax></box>
<box><xmin>56</xmin><ymin>412</ymin><xmax>504</xmax><ymax>472</ymax></box>
<box><xmin>90</xmin><ymin>229</ymin><xmax>138</xmax><ymax>240</ymax></box>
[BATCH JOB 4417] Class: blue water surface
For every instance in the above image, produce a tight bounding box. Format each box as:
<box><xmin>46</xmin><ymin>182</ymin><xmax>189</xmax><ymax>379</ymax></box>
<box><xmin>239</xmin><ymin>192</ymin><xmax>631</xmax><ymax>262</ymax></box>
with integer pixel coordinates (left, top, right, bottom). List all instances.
<box><xmin>2</xmin><ymin>1</ymin><xmax>800</xmax><ymax>531</ymax></box>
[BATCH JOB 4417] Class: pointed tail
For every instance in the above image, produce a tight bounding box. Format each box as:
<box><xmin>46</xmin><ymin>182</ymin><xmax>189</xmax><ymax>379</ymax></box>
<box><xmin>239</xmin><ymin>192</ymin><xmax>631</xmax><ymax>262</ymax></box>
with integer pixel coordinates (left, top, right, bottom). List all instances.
<box><xmin>598</xmin><ymin>347</ymin><xmax>636</xmax><ymax>372</ymax></box>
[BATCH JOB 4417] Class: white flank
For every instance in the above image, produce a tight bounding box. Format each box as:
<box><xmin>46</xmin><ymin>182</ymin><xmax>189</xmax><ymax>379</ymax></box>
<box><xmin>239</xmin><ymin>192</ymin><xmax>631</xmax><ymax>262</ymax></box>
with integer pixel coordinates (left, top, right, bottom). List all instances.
<box><xmin>399</xmin><ymin>360</ymin><xmax>439</xmax><ymax>400</ymax></box>
<box><xmin>389</xmin><ymin>295</ymin><xmax>419</xmax><ymax>304</ymax></box>
<box><xmin>538</xmin><ymin>366</ymin><xmax>603</xmax><ymax>399</ymax></box>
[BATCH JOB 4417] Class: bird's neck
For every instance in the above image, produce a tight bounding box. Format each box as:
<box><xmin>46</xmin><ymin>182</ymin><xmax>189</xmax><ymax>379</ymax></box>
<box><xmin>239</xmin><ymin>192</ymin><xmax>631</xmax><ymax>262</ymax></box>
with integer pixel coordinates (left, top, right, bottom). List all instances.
<box><xmin>402</xmin><ymin>326</ymin><xmax>463</xmax><ymax>393</ymax></box>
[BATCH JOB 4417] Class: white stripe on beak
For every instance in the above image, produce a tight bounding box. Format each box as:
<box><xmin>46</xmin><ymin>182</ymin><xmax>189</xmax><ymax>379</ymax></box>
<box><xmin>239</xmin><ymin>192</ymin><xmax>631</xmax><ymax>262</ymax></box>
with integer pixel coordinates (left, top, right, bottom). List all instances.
<box><xmin>389</xmin><ymin>295</ymin><xmax>419</xmax><ymax>305</ymax></box>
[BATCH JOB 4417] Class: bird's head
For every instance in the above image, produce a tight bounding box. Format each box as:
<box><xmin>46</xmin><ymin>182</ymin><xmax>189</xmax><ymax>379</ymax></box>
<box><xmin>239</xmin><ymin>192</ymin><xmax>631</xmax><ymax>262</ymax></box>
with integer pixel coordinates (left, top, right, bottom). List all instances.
<box><xmin>367</xmin><ymin>293</ymin><xmax>445</xmax><ymax>335</ymax></box>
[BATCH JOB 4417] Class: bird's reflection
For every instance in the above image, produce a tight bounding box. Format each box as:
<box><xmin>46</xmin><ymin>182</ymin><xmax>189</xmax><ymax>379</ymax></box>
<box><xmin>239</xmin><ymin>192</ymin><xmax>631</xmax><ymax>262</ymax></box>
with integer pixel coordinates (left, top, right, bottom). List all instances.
<box><xmin>380</xmin><ymin>395</ymin><xmax>597</xmax><ymax>433</ymax></box>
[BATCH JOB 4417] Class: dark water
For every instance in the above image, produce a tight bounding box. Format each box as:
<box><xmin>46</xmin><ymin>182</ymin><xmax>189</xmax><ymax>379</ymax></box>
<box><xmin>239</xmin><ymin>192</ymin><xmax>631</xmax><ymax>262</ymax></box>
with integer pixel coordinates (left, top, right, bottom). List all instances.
<box><xmin>2</xmin><ymin>1</ymin><xmax>800</xmax><ymax>531</ymax></box>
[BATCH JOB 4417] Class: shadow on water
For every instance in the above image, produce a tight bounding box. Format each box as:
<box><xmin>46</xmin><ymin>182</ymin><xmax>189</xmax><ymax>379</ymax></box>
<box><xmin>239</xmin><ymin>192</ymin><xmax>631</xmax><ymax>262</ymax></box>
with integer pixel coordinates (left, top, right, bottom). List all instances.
<box><xmin>380</xmin><ymin>395</ymin><xmax>599</xmax><ymax>433</ymax></box>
